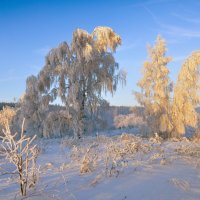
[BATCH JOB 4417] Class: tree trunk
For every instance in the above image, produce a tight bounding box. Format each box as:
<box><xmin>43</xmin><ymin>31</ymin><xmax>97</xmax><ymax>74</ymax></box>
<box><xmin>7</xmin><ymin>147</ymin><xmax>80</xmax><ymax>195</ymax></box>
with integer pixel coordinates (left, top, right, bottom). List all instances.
<box><xmin>78</xmin><ymin>89</ymin><xmax>86</xmax><ymax>139</ymax></box>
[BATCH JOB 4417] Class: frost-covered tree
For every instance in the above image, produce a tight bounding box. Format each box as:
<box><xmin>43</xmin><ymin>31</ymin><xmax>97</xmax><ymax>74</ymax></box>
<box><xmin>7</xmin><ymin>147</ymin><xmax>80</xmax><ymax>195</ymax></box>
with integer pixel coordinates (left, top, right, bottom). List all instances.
<box><xmin>38</xmin><ymin>26</ymin><xmax>125</xmax><ymax>138</ymax></box>
<box><xmin>135</xmin><ymin>35</ymin><xmax>172</xmax><ymax>137</ymax></box>
<box><xmin>172</xmin><ymin>51</ymin><xmax>200</xmax><ymax>135</ymax></box>
<box><xmin>19</xmin><ymin>75</ymin><xmax>48</xmax><ymax>137</ymax></box>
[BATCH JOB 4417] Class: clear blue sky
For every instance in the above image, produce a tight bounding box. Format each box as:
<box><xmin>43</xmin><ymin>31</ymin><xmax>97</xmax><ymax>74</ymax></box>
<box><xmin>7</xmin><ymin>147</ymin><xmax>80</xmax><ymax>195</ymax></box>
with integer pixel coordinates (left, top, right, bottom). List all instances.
<box><xmin>0</xmin><ymin>0</ymin><xmax>200</xmax><ymax>106</ymax></box>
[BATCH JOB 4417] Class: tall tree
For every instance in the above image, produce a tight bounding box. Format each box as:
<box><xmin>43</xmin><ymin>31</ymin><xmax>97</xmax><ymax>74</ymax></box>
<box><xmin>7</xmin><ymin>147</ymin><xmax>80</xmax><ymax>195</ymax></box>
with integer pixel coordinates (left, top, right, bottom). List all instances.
<box><xmin>135</xmin><ymin>35</ymin><xmax>172</xmax><ymax>137</ymax></box>
<box><xmin>38</xmin><ymin>27</ymin><xmax>125</xmax><ymax>138</ymax></box>
<box><xmin>20</xmin><ymin>75</ymin><xmax>48</xmax><ymax>137</ymax></box>
<box><xmin>172</xmin><ymin>51</ymin><xmax>200</xmax><ymax>135</ymax></box>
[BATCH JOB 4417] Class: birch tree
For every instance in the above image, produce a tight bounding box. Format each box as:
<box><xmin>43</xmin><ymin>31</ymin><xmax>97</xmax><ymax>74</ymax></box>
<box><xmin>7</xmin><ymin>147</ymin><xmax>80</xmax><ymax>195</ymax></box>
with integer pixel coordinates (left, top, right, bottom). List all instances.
<box><xmin>38</xmin><ymin>26</ymin><xmax>125</xmax><ymax>138</ymax></box>
<box><xmin>135</xmin><ymin>35</ymin><xmax>172</xmax><ymax>137</ymax></box>
<box><xmin>172</xmin><ymin>51</ymin><xmax>200</xmax><ymax>135</ymax></box>
<box><xmin>20</xmin><ymin>75</ymin><xmax>48</xmax><ymax>137</ymax></box>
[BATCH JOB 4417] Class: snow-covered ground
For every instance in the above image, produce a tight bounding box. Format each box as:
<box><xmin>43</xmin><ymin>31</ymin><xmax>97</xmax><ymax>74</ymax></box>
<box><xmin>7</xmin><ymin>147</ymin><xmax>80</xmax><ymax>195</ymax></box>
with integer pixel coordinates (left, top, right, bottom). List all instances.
<box><xmin>1</xmin><ymin>133</ymin><xmax>200</xmax><ymax>200</ymax></box>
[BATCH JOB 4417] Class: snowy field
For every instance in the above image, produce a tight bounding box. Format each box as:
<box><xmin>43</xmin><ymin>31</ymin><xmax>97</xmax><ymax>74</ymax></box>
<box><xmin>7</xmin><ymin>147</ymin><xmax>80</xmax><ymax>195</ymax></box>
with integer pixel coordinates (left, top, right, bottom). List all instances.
<box><xmin>1</xmin><ymin>133</ymin><xmax>200</xmax><ymax>200</ymax></box>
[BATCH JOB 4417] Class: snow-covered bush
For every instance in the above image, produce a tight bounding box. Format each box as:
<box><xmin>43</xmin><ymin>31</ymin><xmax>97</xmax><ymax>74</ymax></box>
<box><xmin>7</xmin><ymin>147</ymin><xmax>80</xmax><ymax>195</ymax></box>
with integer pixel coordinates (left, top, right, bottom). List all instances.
<box><xmin>104</xmin><ymin>134</ymin><xmax>151</xmax><ymax>176</ymax></box>
<box><xmin>80</xmin><ymin>144</ymin><xmax>98</xmax><ymax>174</ymax></box>
<box><xmin>0</xmin><ymin>119</ymin><xmax>39</xmax><ymax>196</ymax></box>
<box><xmin>149</xmin><ymin>133</ymin><xmax>163</xmax><ymax>144</ymax></box>
<box><xmin>0</xmin><ymin>106</ymin><xmax>16</xmax><ymax>135</ymax></box>
<box><xmin>43</xmin><ymin>110</ymin><xmax>71</xmax><ymax>138</ymax></box>
<box><xmin>69</xmin><ymin>134</ymin><xmax>151</xmax><ymax>178</ymax></box>
<box><xmin>175</xmin><ymin>141</ymin><xmax>200</xmax><ymax>158</ymax></box>
<box><xmin>114</xmin><ymin>113</ymin><xmax>145</xmax><ymax>129</ymax></box>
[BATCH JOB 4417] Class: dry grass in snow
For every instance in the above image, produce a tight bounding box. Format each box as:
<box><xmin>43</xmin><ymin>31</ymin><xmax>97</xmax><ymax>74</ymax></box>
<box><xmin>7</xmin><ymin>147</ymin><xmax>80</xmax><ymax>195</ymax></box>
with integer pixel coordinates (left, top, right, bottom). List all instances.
<box><xmin>1</xmin><ymin>133</ymin><xmax>200</xmax><ymax>199</ymax></box>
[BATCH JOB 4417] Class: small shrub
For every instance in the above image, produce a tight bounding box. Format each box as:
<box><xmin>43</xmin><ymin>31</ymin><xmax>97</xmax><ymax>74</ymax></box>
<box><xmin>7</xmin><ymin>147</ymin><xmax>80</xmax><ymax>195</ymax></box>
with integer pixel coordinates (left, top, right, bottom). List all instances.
<box><xmin>0</xmin><ymin>106</ymin><xmax>16</xmax><ymax>134</ymax></box>
<box><xmin>0</xmin><ymin>119</ymin><xmax>39</xmax><ymax>196</ymax></box>
<box><xmin>80</xmin><ymin>144</ymin><xmax>98</xmax><ymax>174</ymax></box>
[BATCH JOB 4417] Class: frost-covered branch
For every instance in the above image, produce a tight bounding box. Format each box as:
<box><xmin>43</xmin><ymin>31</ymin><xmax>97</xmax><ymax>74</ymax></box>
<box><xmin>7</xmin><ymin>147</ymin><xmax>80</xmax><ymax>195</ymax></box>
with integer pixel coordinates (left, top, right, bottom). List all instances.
<box><xmin>0</xmin><ymin>119</ymin><xmax>39</xmax><ymax>196</ymax></box>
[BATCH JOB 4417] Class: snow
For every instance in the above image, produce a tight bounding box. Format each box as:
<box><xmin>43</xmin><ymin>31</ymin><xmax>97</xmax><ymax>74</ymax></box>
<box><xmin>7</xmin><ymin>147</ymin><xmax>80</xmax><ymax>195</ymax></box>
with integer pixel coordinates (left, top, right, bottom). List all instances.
<box><xmin>1</xmin><ymin>133</ymin><xmax>200</xmax><ymax>200</ymax></box>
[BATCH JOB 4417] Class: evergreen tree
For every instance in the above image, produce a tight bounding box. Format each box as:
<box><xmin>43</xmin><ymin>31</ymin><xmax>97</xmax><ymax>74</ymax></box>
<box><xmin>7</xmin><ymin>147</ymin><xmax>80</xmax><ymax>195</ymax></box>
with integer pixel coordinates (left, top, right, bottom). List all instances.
<box><xmin>135</xmin><ymin>35</ymin><xmax>172</xmax><ymax>137</ymax></box>
<box><xmin>172</xmin><ymin>51</ymin><xmax>200</xmax><ymax>135</ymax></box>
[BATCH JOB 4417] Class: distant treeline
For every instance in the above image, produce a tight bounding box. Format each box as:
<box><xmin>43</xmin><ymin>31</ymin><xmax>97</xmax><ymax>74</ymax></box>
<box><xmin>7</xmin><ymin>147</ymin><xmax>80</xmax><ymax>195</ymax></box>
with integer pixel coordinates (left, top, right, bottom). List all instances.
<box><xmin>0</xmin><ymin>102</ymin><xmax>65</xmax><ymax>111</ymax></box>
<box><xmin>0</xmin><ymin>102</ymin><xmax>16</xmax><ymax>110</ymax></box>
<box><xmin>0</xmin><ymin>102</ymin><xmax>134</xmax><ymax>112</ymax></box>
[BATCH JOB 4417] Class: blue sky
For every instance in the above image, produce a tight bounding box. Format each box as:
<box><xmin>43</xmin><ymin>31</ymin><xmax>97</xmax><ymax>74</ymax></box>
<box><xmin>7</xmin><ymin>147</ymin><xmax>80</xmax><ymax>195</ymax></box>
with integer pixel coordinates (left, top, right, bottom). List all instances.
<box><xmin>0</xmin><ymin>0</ymin><xmax>200</xmax><ymax>106</ymax></box>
